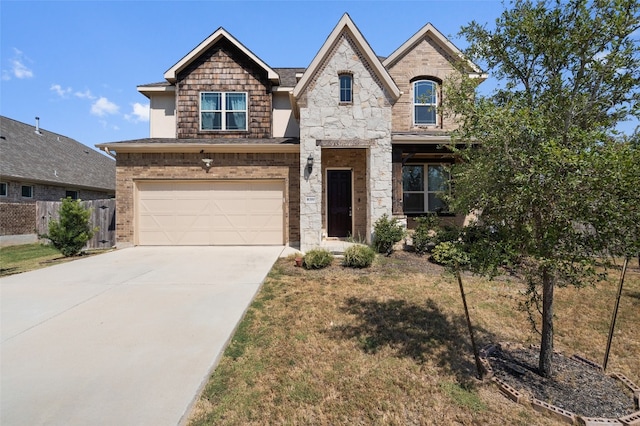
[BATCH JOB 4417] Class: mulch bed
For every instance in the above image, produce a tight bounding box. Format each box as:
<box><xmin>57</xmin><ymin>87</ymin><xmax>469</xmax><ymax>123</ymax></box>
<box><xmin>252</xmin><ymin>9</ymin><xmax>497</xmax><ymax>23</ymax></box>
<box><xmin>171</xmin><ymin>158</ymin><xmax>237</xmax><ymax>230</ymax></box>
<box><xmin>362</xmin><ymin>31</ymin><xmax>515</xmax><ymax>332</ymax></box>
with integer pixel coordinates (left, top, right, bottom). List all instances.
<box><xmin>487</xmin><ymin>345</ymin><xmax>637</xmax><ymax>418</ymax></box>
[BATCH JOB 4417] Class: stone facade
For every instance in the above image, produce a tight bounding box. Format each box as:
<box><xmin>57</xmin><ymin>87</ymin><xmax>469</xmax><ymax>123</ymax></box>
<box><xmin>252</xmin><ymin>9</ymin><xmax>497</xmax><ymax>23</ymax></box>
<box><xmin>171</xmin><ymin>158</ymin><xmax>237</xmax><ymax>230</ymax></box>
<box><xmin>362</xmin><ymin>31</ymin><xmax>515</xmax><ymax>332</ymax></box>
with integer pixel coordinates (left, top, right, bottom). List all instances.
<box><xmin>176</xmin><ymin>39</ymin><xmax>272</xmax><ymax>139</ymax></box>
<box><xmin>298</xmin><ymin>32</ymin><xmax>394</xmax><ymax>250</ymax></box>
<box><xmin>386</xmin><ymin>35</ymin><xmax>459</xmax><ymax>132</ymax></box>
<box><xmin>114</xmin><ymin>152</ymin><xmax>299</xmax><ymax>246</ymax></box>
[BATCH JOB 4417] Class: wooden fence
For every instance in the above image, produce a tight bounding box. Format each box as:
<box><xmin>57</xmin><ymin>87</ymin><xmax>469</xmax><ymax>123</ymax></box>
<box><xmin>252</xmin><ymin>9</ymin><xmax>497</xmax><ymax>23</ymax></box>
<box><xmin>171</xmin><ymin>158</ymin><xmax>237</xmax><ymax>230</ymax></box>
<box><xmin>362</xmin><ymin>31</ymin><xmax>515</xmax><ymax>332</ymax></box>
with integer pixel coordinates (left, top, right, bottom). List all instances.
<box><xmin>36</xmin><ymin>199</ymin><xmax>116</xmax><ymax>249</ymax></box>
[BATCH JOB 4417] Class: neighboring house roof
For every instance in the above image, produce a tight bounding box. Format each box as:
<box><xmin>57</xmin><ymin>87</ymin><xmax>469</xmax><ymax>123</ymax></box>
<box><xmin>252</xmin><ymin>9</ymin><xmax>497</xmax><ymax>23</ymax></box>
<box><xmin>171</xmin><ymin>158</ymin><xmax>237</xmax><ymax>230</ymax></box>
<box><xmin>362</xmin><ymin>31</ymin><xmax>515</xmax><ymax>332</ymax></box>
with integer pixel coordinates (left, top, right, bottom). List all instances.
<box><xmin>0</xmin><ymin>116</ymin><xmax>115</xmax><ymax>192</ymax></box>
<box><xmin>164</xmin><ymin>27</ymin><xmax>280</xmax><ymax>85</ymax></box>
<box><xmin>96</xmin><ymin>137</ymin><xmax>299</xmax><ymax>154</ymax></box>
<box><xmin>383</xmin><ymin>22</ymin><xmax>487</xmax><ymax>79</ymax></box>
<box><xmin>273</xmin><ymin>68</ymin><xmax>306</xmax><ymax>88</ymax></box>
<box><xmin>292</xmin><ymin>13</ymin><xmax>401</xmax><ymax>101</ymax></box>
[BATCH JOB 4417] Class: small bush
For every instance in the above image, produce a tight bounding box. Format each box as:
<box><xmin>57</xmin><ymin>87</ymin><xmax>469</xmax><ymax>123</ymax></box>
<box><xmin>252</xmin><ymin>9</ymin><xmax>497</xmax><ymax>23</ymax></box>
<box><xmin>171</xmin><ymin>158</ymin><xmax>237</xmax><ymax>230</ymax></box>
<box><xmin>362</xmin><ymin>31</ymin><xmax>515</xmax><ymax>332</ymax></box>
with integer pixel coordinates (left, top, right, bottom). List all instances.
<box><xmin>412</xmin><ymin>215</ymin><xmax>439</xmax><ymax>255</ymax></box>
<box><xmin>43</xmin><ymin>198</ymin><xmax>94</xmax><ymax>257</ymax></box>
<box><xmin>431</xmin><ymin>241</ymin><xmax>470</xmax><ymax>268</ymax></box>
<box><xmin>372</xmin><ymin>214</ymin><xmax>406</xmax><ymax>255</ymax></box>
<box><xmin>343</xmin><ymin>244</ymin><xmax>376</xmax><ymax>268</ymax></box>
<box><xmin>303</xmin><ymin>248</ymin><xmax>333</xmax><ymax>269</ymax></box>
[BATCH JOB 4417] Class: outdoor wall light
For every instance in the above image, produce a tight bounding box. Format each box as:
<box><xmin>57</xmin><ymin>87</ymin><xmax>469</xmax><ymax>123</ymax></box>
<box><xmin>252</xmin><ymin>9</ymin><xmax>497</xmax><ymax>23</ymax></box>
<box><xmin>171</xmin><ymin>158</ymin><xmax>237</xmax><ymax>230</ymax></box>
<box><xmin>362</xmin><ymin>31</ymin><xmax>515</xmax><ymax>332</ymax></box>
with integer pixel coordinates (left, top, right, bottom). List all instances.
<box><xmin>202</xmin><ymin>158</ymin><xmax>213</xmax><ymax>170</ymax></box>
<box><xmin>306</xmin><ymin>155</ymin><xmax>314</xmax><ymax>173</ymax></box>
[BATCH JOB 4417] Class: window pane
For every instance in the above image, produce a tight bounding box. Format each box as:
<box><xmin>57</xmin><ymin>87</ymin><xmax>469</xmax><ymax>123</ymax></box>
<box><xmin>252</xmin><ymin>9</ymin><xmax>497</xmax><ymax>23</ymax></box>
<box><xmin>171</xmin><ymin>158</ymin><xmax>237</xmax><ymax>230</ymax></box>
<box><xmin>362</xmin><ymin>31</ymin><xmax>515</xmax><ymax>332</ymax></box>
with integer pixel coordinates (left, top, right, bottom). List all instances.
<box><xmin>340</xmin><ymin>75</ymin><xmax>352</xmax><ymax>102</ymax></box>
<box><xmin>428</xmin><ymin>165</ymin><xmax>449</xmax><ymax>191</ymax></box>
<box><xmin>21</xmin><ymin>186</ymin><xmax>32</xmax><ymax>198</ymax></box>
<box><xmin>0</xmin><ymin>183</ymin><xmax>7</xmax><ymax>196</ymax></box>
<box><xmin>226</xmin><ymin>93</ymin><xmax>246</xmax><ymax>111</ymax></box>
<box><xmin>201</xmin><ymin>112</ymin><xmax>221</xmax><ymax>130</ymax></box>
<box><xmin>415</xmin><ymin>105</ymin><xmax>436</xmax><ymax>124</ymax></box>
<box><xmin>402</xmin><ymin>165</ymin><xmax>424</xmax><ymax>191</ymax></box>
<box><xmin>403</xmin><ymin>193</ymin><xmax>425</xmax><ymax>213</ymax></box>
<box><xmin>226</xmin><ymin>112</ymin><xmax>247</xmax><ymax>130</ymax></box>
<box><xmin>414</xmin><ymin>81</ymin><xmax>436</xmax><ymax>104</ymax></box>
<box><xmin>201</xmin><ymin>92</ymin><xmax>221</xmax><ymax>110</ymax></box>
<box><xmin>66</xmin><ymin>190</ymin><xmax>78</xmax><ymax>200</ymax></box>
<box><xmin>428</xmin><ymin>193</ymin><xmax>447</xmax><ymax>212</ymax></box>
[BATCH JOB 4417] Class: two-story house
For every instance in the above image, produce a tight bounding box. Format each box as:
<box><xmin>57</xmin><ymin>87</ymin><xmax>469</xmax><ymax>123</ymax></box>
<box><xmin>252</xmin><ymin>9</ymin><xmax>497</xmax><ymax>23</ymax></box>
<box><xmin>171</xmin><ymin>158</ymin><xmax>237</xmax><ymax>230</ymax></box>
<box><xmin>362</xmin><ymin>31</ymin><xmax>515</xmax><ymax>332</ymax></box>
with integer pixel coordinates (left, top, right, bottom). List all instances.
<box><xmin>97</xmin><ymin>14</ymin><xmax>485</xmax><ymax>251</ymax></box>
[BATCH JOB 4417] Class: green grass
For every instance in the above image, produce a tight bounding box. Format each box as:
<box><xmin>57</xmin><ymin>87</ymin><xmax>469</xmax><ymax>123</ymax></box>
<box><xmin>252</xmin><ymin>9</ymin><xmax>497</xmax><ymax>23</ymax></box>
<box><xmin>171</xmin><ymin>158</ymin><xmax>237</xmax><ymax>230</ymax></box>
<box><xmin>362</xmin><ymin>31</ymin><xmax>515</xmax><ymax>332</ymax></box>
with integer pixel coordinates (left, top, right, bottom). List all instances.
<box><xmin>0</xmin><ymin>243</ymin><xmax>62</xmax><ymax>276</ymax></box>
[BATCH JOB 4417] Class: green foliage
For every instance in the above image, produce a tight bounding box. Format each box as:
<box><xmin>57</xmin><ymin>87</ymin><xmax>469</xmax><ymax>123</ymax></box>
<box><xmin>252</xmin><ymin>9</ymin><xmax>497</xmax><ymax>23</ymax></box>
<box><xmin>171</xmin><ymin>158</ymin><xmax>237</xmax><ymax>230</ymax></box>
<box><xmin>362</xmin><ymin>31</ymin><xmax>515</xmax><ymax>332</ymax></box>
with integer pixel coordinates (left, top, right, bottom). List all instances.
<box><xmin>431</xmin><ymin>242</ymin><xmax>470</xmax><ymax>269</ymax></box>
<box><xmin>342</xmin><ymin>244</ymin><xmax>376</xmax><ymax>268</ymax></box>
<box><xmin>372</xmin><ymin>214</ymin><xmax>406</xmax><ymax>255</ymax></box>
<box><xmin>412</xmin><ymin>215</ymin><xmax>439</xmax><ymax>255</ymax></box>
<box><xmin>44</xmin><ymin>198</ymin><xmax>94</xmax><ymax>257</ymax></box>
<box><xmin>303</xmin><ymin>248</ymin><xmax>334</xmax><ymax>270</ymax></box>
<box><xmin>444</xmin><ymin>0</ymin><xmax>640</xmax><ymax>376</ymax></box>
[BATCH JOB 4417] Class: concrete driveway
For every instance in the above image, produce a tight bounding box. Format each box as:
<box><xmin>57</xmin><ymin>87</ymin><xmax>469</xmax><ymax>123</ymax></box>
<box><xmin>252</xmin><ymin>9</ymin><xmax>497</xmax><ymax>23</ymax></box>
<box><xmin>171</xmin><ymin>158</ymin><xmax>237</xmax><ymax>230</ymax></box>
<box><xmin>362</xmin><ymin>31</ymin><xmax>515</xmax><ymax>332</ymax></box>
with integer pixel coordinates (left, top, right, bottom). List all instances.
<box><xmin>1</xmin><ymin>246</ymin><xmax>286</xmax><ymax>426</ymax></box>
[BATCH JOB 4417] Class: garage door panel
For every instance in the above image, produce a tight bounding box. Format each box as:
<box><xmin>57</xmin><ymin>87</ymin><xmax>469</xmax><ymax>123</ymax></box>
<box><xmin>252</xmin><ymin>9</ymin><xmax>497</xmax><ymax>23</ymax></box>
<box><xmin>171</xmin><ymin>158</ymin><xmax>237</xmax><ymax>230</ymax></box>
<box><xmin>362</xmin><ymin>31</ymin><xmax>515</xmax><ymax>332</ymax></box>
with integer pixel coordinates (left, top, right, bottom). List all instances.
<box><xmin>137</xmin><ymin>181</ymin><xmax>284</xmax><ymax>246</ymax></box>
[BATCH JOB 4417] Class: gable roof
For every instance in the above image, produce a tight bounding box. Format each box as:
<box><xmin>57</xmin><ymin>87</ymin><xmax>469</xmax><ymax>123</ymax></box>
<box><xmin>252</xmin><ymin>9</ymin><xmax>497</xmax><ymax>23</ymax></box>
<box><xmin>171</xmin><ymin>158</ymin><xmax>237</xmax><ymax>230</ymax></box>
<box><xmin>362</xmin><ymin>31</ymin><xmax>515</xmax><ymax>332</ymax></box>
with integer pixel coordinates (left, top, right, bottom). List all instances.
<box><xmin>383</xmin><ymin>23</ymin><xmax>486</xmax><ymax>79</ymax></box>
<box><xmin>164</xmin><ymin>27</ymin><xmax>280</xmax><ymax>85</ymax></box>
<box><xmin>0</xmin><ymin>116</ymin><xmax>115</xmax><ymax>192</ymax></box>
<box><xmin>292</xmin><ymin>13</ymin><xmax>400</xmax><ymax>100</ymax></box>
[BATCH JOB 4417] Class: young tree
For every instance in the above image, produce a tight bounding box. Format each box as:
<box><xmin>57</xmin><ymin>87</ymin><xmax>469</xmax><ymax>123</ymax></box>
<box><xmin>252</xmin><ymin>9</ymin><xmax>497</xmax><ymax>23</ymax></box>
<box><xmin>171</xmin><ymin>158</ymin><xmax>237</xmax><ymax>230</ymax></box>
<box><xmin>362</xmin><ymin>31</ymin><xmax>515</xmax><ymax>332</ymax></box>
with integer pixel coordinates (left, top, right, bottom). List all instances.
<box><xmin>445</xmin><ymin>0</ymin><xmax>640</xmax><ymax>377</ymax></box>
<box><xmin>45</xmin><ymin>198</ymin><xmax>95</xmax><ymax>257</ymax></box>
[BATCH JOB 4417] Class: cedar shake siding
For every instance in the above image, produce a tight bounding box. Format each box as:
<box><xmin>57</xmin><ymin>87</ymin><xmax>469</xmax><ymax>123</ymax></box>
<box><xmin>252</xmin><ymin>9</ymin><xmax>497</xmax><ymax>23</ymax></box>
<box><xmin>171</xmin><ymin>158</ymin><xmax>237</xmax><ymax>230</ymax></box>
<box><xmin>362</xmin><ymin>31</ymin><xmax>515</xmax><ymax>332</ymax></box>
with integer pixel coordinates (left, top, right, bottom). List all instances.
<box><xmin>114</xmin><ymin>152</ymin><xmax>299</xmax><ymax>245</ymax></box>
<box><xmin>176</xmin><ymin>39</ymin><xmax>273</xmax><ymax>139</ymax></box>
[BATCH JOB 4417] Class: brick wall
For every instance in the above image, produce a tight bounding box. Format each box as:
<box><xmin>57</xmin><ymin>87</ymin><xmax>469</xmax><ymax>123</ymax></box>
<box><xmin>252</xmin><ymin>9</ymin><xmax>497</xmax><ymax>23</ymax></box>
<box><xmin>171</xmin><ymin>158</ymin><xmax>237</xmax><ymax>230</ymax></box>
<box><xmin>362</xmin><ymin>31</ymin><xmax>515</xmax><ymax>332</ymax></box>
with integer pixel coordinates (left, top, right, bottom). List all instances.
<box><xmin>1</xmin><ymin>180</ymin><xmax>113</xmax><ymax>203</ymax></box>
<box><xmin>176</xmin><ymin>39</ymin><xmax>272</xmax><ymax>139</ymax></box>
<box><xmin>321</xmin><ymin>148</ymin><xmax>368</xmax><ymax>240</ymax></box>
<box><xmin>386</xmin><ymin>35</ymin><xmax>460</xmax><ymax>132</ymax></box>
<box><xmin>115</xmin><ymin>152</ymin><xmax>300</xmax><ymax>245</ymax></box>
<box><xmin>0</xmin><ymin>202</ymin><xmax>36</xmax><ymax>235</ymax></box>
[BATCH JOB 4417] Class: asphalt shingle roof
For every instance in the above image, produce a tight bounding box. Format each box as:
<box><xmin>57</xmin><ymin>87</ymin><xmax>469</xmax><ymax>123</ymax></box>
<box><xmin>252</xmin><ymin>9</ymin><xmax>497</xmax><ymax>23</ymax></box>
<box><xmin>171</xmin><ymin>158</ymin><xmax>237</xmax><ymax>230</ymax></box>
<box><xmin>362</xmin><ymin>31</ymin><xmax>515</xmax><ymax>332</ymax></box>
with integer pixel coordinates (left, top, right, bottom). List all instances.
<box><xmin>0</xmin><ymin>116</ymin><xmax>115</xmax><ymax>191</ymax></box>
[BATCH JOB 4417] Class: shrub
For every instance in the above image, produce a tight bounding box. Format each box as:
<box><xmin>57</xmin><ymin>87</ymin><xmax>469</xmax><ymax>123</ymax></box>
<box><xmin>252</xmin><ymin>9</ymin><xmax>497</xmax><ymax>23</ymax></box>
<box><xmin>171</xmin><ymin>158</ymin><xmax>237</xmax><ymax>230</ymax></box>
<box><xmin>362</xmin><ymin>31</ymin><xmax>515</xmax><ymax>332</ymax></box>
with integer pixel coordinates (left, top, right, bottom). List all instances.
<box><xmin>431</xmin><ymin>241</ymin><xmax>470</xmax><ymax>268</ymax></box>
<box><xmin>303</xmin><ymin>248</ymin><xmax>333</xmax><ymax>269</ymax></box>
<box><xmin>343</xmin><ymin>244</ymin><xmax>376</xmax><ymax>268</ymax></box>
<box><xmin>412</xmin><ymin>215</ymin><xmax>439</xmax><ymax>255</ymax></box>
<box><xmin>372</xmin><ymin>214</ymin><xmax>406</xmax><ymax>255</ymax></box>
<box><xmin>44</xmin><ymin>198</ymin><xmax>94</xmax><ymax>257</ymax></box>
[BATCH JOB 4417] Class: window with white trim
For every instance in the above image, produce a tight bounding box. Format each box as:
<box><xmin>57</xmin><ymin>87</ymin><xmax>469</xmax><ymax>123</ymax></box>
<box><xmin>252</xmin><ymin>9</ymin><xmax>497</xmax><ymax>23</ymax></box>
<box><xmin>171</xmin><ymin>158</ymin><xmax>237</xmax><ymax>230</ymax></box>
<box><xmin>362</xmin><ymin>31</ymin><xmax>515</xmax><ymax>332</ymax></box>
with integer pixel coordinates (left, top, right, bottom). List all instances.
<box><xmin>413</xmin><ymin>80</ymin><xmax>438</xmax><ymax>125</ymax></box>
<box><xmin>402</xmin><ymin>164</ymin><xmax>450</xmax><ymax>213</ymax></box>
<box><xmin>339</xmin><ymin>74</ymin><xmax>352</xmax><ymax>103</ymax></box>
<box><xmin>200</xmin><ymin>92</ymin><xmax>247</xmax><ymax>131</ymax></box>
<box><xmin>0</xmin><ymin>182</ymin><xmax>7</xmax><ymax>197</ymax></box>
<box><xmin>21</xmin><ymin>185</ymin><xmax>33</xmax><ymax>199</ymax></box>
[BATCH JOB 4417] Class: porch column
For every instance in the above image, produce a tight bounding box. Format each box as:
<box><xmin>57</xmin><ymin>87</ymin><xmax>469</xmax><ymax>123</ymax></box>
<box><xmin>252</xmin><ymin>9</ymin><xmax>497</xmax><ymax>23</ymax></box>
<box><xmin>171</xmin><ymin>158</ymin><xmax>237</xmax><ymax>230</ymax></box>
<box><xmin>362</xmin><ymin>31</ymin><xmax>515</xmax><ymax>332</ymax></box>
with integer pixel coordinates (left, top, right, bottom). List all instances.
<box><xmin>392</xmin><ymin>146</ymin><xmax>403</xmax><ymax>215</ymax></box>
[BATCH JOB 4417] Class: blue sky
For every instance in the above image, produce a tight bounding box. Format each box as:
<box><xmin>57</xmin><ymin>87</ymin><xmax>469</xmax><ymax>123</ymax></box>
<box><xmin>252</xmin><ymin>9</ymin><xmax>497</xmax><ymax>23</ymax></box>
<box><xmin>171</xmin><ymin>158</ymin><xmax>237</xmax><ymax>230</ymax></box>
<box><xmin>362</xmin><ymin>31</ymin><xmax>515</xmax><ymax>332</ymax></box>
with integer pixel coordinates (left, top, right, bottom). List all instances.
<box><xmin>1</xmin><ymin>1</ymin><xmax>637</xmax><ymax>152</ymax></box>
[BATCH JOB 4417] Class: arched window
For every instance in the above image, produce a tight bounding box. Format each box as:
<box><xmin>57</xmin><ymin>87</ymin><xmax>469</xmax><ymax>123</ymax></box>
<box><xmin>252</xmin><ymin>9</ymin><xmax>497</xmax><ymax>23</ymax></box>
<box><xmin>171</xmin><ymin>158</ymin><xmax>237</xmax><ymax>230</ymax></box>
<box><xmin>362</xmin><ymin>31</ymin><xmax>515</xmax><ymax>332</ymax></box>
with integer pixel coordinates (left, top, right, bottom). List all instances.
<box><xmin>413</xmin><ymin>79</ymin><xmax>438</xmax><ymax>125</ymax></box>
<box><xmin>339</xmin><ymin>73</ymin><xmax>352</xmax><ymax>103</ymax></box>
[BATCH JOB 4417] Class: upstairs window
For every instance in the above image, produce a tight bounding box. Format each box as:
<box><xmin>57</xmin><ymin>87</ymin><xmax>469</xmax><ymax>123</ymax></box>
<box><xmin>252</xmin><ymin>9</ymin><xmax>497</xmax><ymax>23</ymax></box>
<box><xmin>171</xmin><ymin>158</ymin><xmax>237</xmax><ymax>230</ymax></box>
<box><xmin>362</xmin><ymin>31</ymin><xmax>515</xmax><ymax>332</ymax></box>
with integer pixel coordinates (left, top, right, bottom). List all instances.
<box><xmin>339</xmin><ymin>74</ymin><xmax>352</xmax><ymax>103</ymax></box>
<box><xmin>200</xmin><ymin>92</ymin><xmax>247</xmax><ymax>131</ymax></box>
<box><xmin>413</xmin><ymin>80</ymin><xmax>438</xmax><ymax>125</ymax></box>
<box><xmin>402</xmin><ymin>164</ymin><xmax>450</xmax><ymax>213</ymax></box>
<box><xmin>0</xmin><ymin>182</ymin><xmax>7</xmax><ymax>197</ymax></box>
<box><xmin>65</xmin><ymin>190</ymin><xmax>79</xmax><ymax>200</ymax></box>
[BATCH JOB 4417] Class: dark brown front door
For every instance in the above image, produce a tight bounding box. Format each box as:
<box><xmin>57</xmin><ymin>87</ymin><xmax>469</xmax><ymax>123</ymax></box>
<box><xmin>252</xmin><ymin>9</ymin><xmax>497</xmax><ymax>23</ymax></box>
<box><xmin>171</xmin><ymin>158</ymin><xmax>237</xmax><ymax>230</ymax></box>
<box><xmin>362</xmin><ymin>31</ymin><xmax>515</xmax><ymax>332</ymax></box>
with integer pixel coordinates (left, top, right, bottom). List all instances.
<box><xmin>327</xmin><ymin>170</ymin><xmax>352</xmax><ymax>237</ymax></box>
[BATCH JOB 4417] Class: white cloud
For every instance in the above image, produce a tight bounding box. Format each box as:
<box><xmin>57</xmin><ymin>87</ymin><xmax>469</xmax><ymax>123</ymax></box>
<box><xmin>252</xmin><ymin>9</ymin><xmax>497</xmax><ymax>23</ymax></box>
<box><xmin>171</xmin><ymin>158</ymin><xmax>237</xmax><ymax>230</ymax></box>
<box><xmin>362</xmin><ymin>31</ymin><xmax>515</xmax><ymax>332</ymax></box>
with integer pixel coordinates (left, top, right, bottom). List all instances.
<box><xmin>50</xmin><ymin>84</ymin><xmax>72</xmax><ymax>98</ymax></box>
<box><xmin>125</xmin><ymin>102</ymin><xmax>150</xmax><ymax>123</ymax></box>
<box><xmin>75</xmin><ymin>89</ymin><xmax>95</xmax><ymax>100</ymax></box>
<box><xmin>91</xmin><ymin>97</ymin><xmax>119</xmax><ymax>116</ymax></box>
<box><xmin>4</xmin><ymin>48</ymin><xmax>34</xmax><ymax>80</ymax></box>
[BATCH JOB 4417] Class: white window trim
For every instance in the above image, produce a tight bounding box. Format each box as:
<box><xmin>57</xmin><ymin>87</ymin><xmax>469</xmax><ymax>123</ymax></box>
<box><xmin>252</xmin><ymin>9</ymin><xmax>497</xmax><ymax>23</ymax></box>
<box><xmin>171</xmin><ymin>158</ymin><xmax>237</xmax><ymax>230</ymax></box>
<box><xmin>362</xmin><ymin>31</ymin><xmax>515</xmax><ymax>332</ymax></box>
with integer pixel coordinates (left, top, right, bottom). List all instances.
<box><xmin>412</xmin><ymin>80</ymin><xmax>438</xmax><ymax>126</ymax></box>
<box><xmin>339</xmin><ymin>73</ymin><xmax>353</xmax><ymax>104</ymax></box>
<box><xmin>199</xmin><ymin>91</ymin><xmax>248</xmax><ymax>131</ymax></box>
<box><xmin>402</xmin><ymin>163</ymin><xmax>450</xmax><ymax>214</ymax></box>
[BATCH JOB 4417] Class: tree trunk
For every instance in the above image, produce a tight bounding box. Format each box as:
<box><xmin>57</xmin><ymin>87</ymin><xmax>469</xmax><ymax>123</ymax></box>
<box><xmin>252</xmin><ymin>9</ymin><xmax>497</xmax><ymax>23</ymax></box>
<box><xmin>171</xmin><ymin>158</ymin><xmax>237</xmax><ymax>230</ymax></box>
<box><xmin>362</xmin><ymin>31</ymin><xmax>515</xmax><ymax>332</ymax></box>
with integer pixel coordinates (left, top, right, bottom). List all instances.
<box><xmin>539</xmin><ymin>267</ymin><xmax>555</xmax><ymax>377</ymax></box>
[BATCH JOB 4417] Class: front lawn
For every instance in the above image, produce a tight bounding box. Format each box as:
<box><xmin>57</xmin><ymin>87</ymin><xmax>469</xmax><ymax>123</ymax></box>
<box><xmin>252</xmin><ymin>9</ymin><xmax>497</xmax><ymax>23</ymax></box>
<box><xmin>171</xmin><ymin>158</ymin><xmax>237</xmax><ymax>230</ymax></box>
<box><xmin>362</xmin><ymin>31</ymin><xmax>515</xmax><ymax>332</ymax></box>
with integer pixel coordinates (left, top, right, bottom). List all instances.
<box><xmin>0</xmin><ymin>243</ymin><xmax>62</xmax><ymax>276</ymax></box>
<box><xmin>187</xmin><ymin>252</ymin><xmax>639</xmax><ymax>425</ymax></box>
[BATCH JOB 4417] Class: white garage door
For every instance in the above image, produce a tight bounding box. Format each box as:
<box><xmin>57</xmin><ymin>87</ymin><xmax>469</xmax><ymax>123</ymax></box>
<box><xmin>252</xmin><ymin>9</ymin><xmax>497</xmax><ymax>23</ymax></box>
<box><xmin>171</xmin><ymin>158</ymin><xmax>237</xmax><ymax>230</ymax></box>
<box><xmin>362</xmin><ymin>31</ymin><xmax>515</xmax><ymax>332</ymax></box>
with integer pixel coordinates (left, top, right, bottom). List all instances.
<box><xmin>137</xmin><ymin>180</ymin><xmax>284</xmax><ymax>245</ymax></box>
